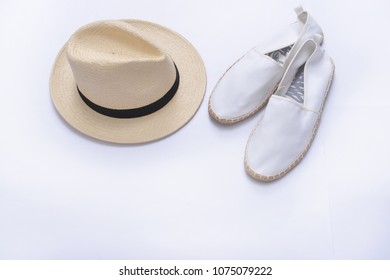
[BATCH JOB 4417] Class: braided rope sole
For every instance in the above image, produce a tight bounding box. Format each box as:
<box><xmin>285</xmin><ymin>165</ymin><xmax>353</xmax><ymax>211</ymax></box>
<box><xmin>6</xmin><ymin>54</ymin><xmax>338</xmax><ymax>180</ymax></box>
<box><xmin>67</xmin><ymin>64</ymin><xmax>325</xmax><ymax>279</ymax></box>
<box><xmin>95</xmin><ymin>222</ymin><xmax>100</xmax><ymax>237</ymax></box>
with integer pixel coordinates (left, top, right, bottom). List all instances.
<box><xmin>208</xmin><ymin>82</ymin><xmax>279</xmax><ymax>125</ymax></box>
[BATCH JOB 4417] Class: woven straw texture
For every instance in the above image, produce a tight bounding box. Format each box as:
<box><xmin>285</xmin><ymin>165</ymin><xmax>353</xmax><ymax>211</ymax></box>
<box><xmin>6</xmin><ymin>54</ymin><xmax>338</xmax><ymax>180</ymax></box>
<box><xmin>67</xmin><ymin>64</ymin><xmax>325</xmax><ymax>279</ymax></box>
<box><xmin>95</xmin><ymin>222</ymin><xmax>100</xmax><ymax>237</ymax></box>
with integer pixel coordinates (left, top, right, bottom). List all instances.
<box><xmin>50</xmin><ymin>20</ymin><xmax>206</xmax><ymax>144</ymax></box>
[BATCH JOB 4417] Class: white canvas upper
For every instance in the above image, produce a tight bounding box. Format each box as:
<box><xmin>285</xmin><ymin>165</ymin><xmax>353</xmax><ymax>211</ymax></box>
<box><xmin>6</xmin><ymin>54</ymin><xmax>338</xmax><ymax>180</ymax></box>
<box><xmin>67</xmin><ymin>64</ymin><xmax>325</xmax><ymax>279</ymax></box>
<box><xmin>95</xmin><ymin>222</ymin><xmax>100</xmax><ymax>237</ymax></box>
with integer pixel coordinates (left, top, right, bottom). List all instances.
<box><xmin>209</xmin><ymin>7</ymin><xmax>324</xmax><ymax>124</ymax></box>
<box><xmin>245</xmin><ymin>40</ymin><xmax>335</xmax><ymax>181</ymax></box>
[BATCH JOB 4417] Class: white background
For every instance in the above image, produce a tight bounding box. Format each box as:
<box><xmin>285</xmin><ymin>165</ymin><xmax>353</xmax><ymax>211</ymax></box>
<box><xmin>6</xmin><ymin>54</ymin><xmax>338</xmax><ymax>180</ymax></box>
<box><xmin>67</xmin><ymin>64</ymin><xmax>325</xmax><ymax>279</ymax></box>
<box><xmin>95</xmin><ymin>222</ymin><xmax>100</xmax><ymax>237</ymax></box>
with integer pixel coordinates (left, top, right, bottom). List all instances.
<box><xmin>0</xmin><ymin>0</ymin><xmax>389</xmax><ymax>259</ymax></box>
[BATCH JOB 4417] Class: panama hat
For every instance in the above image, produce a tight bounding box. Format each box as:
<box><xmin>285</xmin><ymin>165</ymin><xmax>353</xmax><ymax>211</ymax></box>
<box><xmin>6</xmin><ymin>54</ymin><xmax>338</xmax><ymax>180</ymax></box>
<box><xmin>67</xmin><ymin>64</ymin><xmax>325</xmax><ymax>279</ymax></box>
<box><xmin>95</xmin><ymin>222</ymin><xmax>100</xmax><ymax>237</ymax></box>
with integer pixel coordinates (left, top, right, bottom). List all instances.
<box><xmin>50</xmin><ymin>19</ymin><xmax>206</xmax><ymax>143</ymax></box>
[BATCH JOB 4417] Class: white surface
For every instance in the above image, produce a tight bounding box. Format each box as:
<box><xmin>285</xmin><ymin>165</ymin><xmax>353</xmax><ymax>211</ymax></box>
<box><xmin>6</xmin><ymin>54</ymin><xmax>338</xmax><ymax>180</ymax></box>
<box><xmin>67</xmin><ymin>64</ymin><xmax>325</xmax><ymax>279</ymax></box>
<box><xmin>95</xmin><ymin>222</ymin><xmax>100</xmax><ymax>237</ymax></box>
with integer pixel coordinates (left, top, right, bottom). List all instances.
<box><xmin>0</xmin><ymin>0</ymin><xmax>389</xmax><ymax>259</ymax></box>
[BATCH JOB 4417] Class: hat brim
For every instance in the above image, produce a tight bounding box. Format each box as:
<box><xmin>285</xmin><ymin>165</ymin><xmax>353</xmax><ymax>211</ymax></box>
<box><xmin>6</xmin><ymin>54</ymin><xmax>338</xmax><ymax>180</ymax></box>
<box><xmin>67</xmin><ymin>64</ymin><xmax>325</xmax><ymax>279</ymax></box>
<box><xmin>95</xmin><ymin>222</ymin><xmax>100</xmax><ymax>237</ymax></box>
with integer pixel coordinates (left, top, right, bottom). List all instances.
<box><xmin>50</xmin><ymin>20</ymin><xmax>206</xmax><ymax>144</ymax></box>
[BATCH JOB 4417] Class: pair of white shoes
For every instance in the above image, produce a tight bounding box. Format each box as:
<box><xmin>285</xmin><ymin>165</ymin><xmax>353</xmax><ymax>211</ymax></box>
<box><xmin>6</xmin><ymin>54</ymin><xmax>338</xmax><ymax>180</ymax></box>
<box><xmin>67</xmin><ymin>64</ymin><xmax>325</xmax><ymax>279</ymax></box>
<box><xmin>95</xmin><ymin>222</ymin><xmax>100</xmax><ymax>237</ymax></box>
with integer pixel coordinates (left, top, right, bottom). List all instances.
<box><xmin>209</xmin><ymin>7</ymin><xmax>335</xmax><ymax>181</ymax></box>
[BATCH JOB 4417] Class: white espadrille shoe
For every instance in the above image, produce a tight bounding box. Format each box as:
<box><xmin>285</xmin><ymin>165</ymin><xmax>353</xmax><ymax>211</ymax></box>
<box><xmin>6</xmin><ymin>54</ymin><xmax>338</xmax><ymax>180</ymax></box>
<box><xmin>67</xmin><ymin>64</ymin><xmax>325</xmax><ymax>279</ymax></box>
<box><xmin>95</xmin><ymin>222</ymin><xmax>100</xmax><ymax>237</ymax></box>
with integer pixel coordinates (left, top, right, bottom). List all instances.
<box><xmin>245</xmin><ymin>39</ymin><xmax>335</xmax><ymax>181</ymax></box>
<box><xmin>209</xmin><ymin>6</ymin><xmax>324</xmax><ymax>124</ymax></box>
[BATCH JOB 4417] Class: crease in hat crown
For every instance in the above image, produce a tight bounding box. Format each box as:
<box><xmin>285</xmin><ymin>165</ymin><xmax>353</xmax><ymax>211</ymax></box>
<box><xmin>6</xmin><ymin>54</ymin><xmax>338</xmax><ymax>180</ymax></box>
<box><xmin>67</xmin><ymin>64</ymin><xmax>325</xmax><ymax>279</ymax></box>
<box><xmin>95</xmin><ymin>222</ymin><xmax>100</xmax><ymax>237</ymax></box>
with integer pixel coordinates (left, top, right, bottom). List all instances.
<box><xmin>66</xmin><ymin>20</ymin><xmax>177</xmax><ymax>110</ymax></box>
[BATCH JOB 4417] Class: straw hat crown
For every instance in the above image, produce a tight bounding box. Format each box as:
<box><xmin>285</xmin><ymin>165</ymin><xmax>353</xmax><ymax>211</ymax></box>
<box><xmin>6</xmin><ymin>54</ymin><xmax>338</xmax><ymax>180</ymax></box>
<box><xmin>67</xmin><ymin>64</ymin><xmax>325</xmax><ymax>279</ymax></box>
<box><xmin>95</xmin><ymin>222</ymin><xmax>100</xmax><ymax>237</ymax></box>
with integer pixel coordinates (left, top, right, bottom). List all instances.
<box><xmin>66</xmin><ymin>20</ymin><xmax>177</xmax><ymax>110</ymax></box>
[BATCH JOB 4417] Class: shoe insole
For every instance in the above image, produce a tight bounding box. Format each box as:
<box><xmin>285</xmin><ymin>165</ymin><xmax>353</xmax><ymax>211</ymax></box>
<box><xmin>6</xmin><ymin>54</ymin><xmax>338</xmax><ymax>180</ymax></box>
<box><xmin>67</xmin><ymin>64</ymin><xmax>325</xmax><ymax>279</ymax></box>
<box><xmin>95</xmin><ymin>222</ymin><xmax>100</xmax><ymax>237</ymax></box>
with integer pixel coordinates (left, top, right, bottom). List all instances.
<box><xmin>285</xmin><ymin>64</ymin><xmax>305</xmax><ymax>104</ymax></box>
<box><xmin>266</xmin><ymin>44</ymin><xmax>293</xmax><ymax>65</ymax></box>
